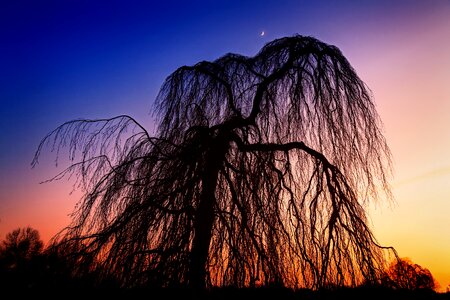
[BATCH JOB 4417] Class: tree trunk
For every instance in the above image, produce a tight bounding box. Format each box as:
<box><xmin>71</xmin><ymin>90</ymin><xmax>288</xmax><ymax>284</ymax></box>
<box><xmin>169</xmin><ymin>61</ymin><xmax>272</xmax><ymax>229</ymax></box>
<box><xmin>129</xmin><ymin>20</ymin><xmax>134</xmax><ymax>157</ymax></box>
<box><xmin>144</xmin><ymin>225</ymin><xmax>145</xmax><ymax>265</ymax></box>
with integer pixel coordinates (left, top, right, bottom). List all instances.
<box><xmin>188</xmin><ymin>134</ymin><xmax>228</xmax><ymax>289</ymax></box>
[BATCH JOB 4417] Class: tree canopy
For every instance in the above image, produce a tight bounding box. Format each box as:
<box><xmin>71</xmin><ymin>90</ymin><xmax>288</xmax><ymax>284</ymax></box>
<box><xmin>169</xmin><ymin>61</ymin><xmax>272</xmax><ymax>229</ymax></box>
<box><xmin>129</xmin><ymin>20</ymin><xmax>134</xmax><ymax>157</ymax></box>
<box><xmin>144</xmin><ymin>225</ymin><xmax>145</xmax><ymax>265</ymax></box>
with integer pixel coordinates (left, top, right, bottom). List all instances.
<box><xmin>383</xmin><ymin>258</ymin><xmax>437</xmax><ymax>291</ymax></box>
<box><xmin>33</xmin><ymin>35</ymin><xmax>395</xmax><ymax>289</ymax></box>
<box><xmin>0</xmin><ymin>227</ymin><xmax>43</xmax><ymax>263</ymax></box>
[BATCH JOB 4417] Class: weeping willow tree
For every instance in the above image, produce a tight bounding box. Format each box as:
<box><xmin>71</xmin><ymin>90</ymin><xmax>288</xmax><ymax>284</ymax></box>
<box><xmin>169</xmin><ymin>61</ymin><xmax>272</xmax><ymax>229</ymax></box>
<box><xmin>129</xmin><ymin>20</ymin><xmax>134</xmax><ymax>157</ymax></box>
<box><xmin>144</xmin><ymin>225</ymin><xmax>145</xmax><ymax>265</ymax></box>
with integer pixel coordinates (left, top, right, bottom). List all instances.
<box><xmin>33</xmin><ymin>35</ymin><xmax>396</xmax><ymax>289</ymax></box>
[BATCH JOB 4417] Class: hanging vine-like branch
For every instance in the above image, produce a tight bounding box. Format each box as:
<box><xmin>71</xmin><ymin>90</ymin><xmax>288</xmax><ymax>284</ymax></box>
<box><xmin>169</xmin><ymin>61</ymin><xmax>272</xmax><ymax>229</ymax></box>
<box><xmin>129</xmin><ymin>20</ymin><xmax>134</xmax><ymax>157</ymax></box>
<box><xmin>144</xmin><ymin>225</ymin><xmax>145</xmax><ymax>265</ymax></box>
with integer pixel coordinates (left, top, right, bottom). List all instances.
<box><xmin>33</xmin><ymin>35</ymin><xmax>396</xmax><ymax>289</ymax></box>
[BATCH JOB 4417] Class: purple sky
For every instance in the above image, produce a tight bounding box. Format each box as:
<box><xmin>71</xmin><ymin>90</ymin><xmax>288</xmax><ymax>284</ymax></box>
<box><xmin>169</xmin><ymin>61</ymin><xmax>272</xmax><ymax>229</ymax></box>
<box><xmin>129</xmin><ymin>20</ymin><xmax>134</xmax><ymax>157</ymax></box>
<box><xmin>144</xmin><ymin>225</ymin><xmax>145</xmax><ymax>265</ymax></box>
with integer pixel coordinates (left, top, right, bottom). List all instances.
<box><xmin>1</xmin><ymin>0</ymin><xmax>449</xmax><ymax>291</ymax></box>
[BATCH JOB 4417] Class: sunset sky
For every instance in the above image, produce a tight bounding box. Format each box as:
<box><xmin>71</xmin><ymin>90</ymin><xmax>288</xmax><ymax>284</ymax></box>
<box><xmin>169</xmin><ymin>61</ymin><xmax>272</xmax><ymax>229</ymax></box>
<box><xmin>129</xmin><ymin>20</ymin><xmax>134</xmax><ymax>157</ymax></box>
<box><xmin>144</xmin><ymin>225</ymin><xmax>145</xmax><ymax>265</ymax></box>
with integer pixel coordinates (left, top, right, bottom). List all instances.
<box><xmin>1</xmin><ymin>0</ymin><xmax>449</xmax><ymax>291</ymax></box>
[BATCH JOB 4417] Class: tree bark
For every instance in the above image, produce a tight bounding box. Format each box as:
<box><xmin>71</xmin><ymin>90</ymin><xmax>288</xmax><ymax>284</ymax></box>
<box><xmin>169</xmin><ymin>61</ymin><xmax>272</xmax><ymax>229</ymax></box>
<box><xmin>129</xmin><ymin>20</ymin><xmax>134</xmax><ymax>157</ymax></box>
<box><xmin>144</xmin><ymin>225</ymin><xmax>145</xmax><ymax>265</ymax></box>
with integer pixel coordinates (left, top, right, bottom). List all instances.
<box><xmin>188</xmin><ymin>133</ymin><xmax>228</xmax><ymax>289</ymax></box>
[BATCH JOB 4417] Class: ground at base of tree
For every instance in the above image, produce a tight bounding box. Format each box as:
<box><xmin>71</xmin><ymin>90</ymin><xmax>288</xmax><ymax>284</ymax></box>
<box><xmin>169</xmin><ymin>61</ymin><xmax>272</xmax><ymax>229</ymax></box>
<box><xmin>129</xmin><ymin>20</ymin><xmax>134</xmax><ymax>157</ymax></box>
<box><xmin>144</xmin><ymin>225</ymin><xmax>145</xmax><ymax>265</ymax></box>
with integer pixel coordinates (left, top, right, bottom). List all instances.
<box><xmin>13</xmin><ymin>286</ymin><xmax>450</xmax><ymax>300</ymax></box>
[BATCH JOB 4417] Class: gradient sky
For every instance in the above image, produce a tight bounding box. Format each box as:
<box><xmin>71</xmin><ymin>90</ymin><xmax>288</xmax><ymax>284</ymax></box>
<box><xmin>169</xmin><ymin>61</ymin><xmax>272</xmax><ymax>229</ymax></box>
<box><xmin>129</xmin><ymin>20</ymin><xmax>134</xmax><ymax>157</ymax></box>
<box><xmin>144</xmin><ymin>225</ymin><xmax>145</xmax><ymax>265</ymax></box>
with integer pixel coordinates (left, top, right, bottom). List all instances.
<box><xmin>1</xmin><ymin>0</ymin><xmax>449</xmax><ymax>291</ymax></box>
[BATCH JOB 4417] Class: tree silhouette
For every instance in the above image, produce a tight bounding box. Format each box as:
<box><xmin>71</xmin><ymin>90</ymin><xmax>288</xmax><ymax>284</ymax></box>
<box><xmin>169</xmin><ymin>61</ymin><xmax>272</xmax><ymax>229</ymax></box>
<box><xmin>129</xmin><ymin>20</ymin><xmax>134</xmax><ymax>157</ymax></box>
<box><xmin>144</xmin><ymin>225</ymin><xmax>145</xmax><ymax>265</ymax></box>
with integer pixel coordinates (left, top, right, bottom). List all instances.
<box><xmin>33</xmin><ymin>35</ymin><xmax>395</xmax><ymax>289</ymax></box>
<box><xmin>0</xmin><ymin>227</ymin><xmax>106</xmax><ymax>289</ymax></box>
<box><xmin>382</xmin><ymin>258</ymin><xmax>436</xmax><ymax>291</ymax></box>
<box><xmin>0</xmin><ymin>227</ymin><xmax>44</xmax><ymax>288</ymax></box>
<box><xmin>0</xmin><ymin>227</ymin><xmax>43</xmax><ymax>265</ymax></box>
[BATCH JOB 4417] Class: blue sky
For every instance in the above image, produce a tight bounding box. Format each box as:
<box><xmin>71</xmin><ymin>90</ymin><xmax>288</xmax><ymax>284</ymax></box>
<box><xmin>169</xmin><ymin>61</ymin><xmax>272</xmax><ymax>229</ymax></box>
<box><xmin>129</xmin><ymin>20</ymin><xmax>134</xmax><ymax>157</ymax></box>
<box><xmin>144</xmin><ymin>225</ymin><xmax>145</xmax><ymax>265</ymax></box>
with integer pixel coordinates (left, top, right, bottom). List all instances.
<box><xmin>1</xmin><ymin>0</ymin><xmax>435</xmax><ymax>167</ymax></box>
<box><xmin>1</xmin><ymin>0</ymin><xmax>449</xmax><ymax>290</ymax></box>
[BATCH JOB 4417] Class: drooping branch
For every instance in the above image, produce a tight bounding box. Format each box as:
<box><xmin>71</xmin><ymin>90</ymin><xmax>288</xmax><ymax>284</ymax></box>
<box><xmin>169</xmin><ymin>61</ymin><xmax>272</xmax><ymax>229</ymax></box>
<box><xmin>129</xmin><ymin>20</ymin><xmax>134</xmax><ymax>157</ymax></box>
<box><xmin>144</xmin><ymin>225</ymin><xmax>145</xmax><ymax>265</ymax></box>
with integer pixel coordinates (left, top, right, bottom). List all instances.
<box><xmin>235</xmin><ymin>139</ymin><xmax>329</xmax><ymax>165</ymax></box>
<box><xmin>205</xmin><ymin>135</ymin><xmax>395</xmax><ymax>288</ymax></box>
<box><xmin>34</xmin><ymin>35</ymin><xmax>395</xmax><ymax>289</ymax></box>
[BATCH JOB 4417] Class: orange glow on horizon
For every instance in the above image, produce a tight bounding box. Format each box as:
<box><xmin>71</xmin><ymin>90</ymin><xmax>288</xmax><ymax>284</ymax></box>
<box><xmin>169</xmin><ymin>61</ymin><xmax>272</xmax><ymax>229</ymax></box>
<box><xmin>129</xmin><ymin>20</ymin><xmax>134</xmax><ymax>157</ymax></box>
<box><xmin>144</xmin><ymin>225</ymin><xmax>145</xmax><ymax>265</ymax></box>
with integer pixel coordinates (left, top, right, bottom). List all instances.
<box><xmin>1</xmin><ymin>1</ymin><xmax>449</xmax><ymax>291</ymax></box>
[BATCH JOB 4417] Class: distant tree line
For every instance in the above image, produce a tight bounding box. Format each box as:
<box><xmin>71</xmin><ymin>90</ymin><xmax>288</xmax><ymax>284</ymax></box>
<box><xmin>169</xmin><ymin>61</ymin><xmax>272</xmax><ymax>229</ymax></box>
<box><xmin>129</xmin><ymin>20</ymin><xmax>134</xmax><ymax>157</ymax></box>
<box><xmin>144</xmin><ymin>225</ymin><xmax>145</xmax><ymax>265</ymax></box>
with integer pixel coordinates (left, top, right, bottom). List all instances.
<box><xmin>0</xmin><ymin>226</ymin><xmax>115</xmax><ymax>289</ymax></box>
<box><xmin>0</xmin><ymin>226</ymin><xmax>440</xmax><ymax>293</ymax></box>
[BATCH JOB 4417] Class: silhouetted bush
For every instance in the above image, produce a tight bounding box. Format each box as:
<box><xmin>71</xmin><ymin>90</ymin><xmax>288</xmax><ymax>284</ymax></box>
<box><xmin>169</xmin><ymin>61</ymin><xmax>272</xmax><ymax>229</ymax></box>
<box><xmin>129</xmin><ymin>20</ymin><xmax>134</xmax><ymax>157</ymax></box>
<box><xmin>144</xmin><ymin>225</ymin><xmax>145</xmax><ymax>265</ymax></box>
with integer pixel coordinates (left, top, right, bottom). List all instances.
<box><xmin>0</xmin><ymin>227</ymin><xmax>45</xmax><ymax>288</ymax></box>
<box><xmin>381</xmin><ymin>258</ymin><xmax>437</xmax><ymax>291</ymax></box>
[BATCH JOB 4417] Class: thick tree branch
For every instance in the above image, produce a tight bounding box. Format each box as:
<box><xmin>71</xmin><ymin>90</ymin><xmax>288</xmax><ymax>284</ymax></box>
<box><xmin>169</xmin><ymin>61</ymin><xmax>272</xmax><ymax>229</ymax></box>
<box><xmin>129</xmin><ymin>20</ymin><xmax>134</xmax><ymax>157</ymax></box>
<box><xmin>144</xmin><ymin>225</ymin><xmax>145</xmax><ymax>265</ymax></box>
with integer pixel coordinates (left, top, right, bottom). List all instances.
<box><xmin>237</xmin><ymin>140</ymin><xmax>332</xmax><ymax>168</ymax></box>
<box><xmin>247</xmin><ymin>50</ymin><xmax>295</xmax><ymax>123</ymax></box>
<box><xmin>35</xmin><ymin>35</ymin><xmax>394</xmax><ymax>289</ymax></box>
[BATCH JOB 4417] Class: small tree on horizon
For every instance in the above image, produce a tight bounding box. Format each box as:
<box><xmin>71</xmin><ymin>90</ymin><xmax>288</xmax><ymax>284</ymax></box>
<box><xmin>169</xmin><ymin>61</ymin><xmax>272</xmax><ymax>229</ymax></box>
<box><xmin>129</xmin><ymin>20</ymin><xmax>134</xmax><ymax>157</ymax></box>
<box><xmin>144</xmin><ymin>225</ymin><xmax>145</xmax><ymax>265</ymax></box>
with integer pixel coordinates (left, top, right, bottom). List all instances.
<box><xmin>33</xmin><ymin>35</ymin><xmax>396</xmax><ymax>289</ymax></box>
<box><xmin>0</xmin><ymin>226</ymin><xmax>44</xmax><ymax>289</ymax></box>
<box><xmin>382</xmin><ymin>258</ymin><xmax>437</xmax><ymax>291</ymax></box>
<box><xmin>0</xmin><ymin>227</ymin><xmax>43</xmax><ymax>265</ymax></box>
